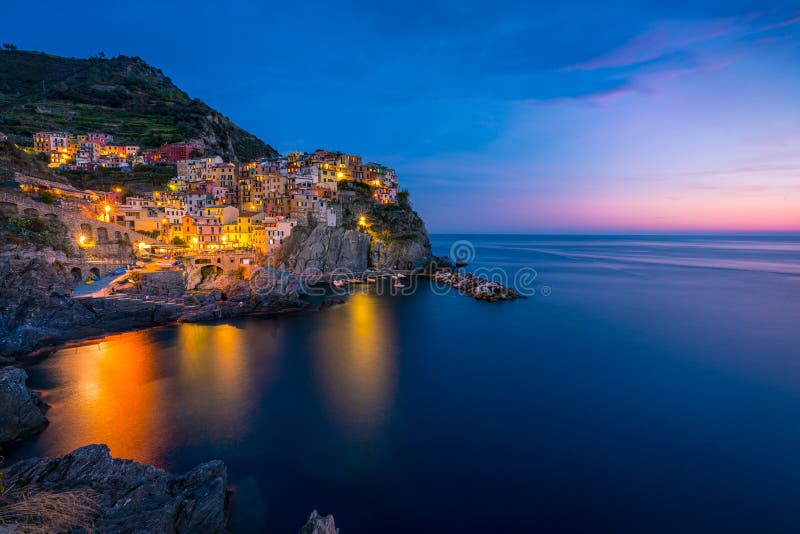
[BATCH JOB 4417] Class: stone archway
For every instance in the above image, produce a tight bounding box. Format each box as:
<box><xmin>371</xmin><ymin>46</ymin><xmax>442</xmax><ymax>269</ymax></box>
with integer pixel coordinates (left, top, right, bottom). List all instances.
<box><xmin>70</xmin><ymin>267</ymin><xmax>82</xmax><ymax>283</ymax></box>
<box><xmin>23</xmin><ymin>207</ymin><xmax>39</xmax><ymax>217</ymax></box>
<box><xmin>45</xmin><ymin>213</ymin><xmax>58</xmax><ymax>222</ymax></box>
<box><xmin>97</xmin><ymin>227</ymin><xmax>109</xmax><ymax>243</ymax></box>
<box><xmin>89</xmin><ymin>267</ymin><xmax>101</xmax><ymax>279</ymax></box>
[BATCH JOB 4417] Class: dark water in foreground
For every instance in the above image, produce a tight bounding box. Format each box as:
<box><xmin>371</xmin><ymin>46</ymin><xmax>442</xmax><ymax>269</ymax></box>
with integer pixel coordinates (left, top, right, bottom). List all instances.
<box><xmin>10</xmin><ymin>235</ymin><xmax>800</xmax><ymax>532</ymax></box>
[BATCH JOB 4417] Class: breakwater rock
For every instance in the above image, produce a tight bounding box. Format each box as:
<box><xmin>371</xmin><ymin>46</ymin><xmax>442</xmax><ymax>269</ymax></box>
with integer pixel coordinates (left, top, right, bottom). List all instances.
<box><xmin>433</xmin><ymin>270</ymin><xmax>518</xmax><ymax>301</ymax></box>
<box><xmin>1</xmin><ymin>444</ymin><xmax>227</xmax><ymax>533</ymax></box>
<box><xmin>0</xmin><ymin>366</ymin><xmax>48</xmax><ymax>451</ymax></box>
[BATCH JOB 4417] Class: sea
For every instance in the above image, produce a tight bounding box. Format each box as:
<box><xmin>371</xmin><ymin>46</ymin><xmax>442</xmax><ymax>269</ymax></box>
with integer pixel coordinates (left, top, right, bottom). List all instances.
<box><xmin>8</xmin><ymin>235</ymin><xmax>800</xmax><ymax>533</ymax></box>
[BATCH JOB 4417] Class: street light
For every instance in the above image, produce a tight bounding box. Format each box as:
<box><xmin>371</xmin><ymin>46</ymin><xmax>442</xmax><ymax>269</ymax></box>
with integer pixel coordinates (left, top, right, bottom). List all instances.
<box><xmin>104</xmin><ymin>205</ymin><xmax>110</xmax><ymax>222</ymax></box>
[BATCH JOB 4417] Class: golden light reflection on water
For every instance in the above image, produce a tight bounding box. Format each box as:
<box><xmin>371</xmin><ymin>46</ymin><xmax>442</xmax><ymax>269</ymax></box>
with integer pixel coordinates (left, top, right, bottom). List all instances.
<box><xmin>37</xmin><ymin>330</ymin><xmax>165</xmax><ymax>464</ymax></box>
<box><xmin>312</xmin><ymin>292</ymin><xmax>398</xmax><ymax>439</ymax></box>
<box><xmin>37</xmin><ymin>322</ymin><xmax>279</xmax><ymax>466</ymax></box>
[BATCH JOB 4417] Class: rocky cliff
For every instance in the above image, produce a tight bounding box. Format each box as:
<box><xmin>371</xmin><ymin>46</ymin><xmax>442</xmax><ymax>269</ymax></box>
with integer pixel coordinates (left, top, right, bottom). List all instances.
<box><xmin>1</xmin><ymin>444</ymin><xmax>227</xmax><ymax>533</ymax></box>
<box><xmin>0</xmin><ymin>367</ymin><xmax>48</xmax><ymax>451</ymax></box>
<box><xmin>280</xmin><ymin>185</ymin><xmax>432</xmax><ymax>274</ymax></box>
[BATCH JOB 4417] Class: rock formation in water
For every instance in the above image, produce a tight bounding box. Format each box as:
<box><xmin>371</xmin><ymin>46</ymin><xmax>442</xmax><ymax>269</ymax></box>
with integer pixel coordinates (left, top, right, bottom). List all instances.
<box><xmin>0</xmin><ymin>366</ymin><xmax>48</xmax><ymax>451</ymax></box>
<box><xmin>299</xmin><ymin>510</ymin><xmax>338</xmax><ymax>534</ymax></box>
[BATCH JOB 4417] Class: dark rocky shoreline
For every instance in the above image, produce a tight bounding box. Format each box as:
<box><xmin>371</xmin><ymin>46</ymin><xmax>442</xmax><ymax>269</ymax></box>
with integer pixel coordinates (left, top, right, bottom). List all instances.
<box><xmin>0</xmin><ymin>368</ymin><xmax>337</xmax><ymax>532</ymax></box>
<box><xmin>0</xmin><ymin>366</ymin><xmax>48</xmax><ymax>451</ymax></box>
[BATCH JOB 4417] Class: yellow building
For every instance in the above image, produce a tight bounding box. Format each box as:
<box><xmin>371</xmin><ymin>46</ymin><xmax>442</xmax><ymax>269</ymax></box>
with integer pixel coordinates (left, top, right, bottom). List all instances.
<box><xmin>223</xmin><ymin>212</ymin><xmax>266</xmax><ymax>250</ymax></box>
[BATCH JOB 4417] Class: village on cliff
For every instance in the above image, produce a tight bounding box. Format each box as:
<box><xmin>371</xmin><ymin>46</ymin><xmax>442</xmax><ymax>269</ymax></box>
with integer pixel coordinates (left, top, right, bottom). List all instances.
<box><xmin>23</xmin><ymin>131</ymin><xmax>400</xmax><ymax>257</ymax></box>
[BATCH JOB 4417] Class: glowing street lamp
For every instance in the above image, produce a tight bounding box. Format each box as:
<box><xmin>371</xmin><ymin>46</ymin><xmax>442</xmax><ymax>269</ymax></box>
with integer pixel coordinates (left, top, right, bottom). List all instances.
<box><xmin>358</xmin><ymin>215</ymin><xmax>366</xmax><ymax>227</ymax></box>
<box><xmin>104</xmin><ymin>204</ymin><xmax>110</xmax><ymax>222</ymax></box>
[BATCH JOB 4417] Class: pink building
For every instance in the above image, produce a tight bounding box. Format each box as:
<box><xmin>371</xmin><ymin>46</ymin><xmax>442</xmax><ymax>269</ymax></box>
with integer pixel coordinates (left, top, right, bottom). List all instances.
<box><xmin>146</xmin><ymin>142</ymin><xmax>205</xmax><ymax>163</ymax></box>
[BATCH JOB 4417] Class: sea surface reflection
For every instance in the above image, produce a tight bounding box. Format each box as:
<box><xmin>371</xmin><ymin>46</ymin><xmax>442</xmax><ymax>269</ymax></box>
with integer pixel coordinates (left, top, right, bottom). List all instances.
<box><xmin>10</xmin><ymin>235</ymin><xmax>800</xmax><ymax>533</ymax></box>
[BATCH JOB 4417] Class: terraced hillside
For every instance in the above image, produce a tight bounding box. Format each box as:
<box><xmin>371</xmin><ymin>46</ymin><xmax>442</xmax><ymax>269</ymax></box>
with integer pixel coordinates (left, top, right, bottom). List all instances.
<box><xmin>0</xmin><ymin>50</ymin><xmax>278</xmax><ymax>161</ymax></box>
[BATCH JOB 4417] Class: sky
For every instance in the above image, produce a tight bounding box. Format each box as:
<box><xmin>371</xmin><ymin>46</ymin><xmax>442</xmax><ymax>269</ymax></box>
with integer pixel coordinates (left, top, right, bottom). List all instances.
<box><xmin>3</xmin><ymin>1</ymin><xmax>800</xmax><ymax>232</ymax></box>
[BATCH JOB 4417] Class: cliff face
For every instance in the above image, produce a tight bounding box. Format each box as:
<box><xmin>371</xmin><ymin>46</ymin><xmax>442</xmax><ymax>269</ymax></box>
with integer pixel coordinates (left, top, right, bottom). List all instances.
<box><xmin>280</xmin><ymin>225</ymin><xmax>372</xmax><ymax>273</ymax></box>
<box><xmin>0</xmin><ymin>50</ymin><xmax>277</xmax><ymax>161</ymax></box>
<box><xmin>280</xmin><ymin>186</ymin><xmax>432</xmax><ymax>274</ymax></box>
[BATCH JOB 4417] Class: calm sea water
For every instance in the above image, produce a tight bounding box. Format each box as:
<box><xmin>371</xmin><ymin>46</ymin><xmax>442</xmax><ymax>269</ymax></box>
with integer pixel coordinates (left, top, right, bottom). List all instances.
<box><xmin>9</xmin><ymin>235</ymin><xmax>800</xmax><ymax>533</ymax></box>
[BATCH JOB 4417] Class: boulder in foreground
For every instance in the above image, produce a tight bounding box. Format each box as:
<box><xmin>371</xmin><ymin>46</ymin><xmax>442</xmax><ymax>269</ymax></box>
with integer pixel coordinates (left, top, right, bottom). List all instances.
<box><xmin>1</xmin><ymin>444</ymin><xmax>227</xmax><ymax>533</ymax></box>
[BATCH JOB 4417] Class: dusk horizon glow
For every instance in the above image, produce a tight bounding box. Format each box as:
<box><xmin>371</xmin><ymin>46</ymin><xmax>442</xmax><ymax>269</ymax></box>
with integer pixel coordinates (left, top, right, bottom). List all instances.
<box><xmin>4</xmin><ymin>1</ymin><xmax>799</xmax><ymax>232</ymax></box>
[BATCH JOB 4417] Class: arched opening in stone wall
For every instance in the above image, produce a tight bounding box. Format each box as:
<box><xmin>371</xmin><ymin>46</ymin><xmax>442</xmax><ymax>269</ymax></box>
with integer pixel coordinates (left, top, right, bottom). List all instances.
<box><xmin>45</xmin><ymin>213</ymin><xmax>58</xmax><ymax>222</ymax></box>
<box><xmin>96</xmin><ymin>227</ymin><xmax>109</xmax><ymax>243</ymax></box>
<box><xmin>23</xmin><ymin>207</ymin><xmax>39</xmax><ymax>217</ymax></box>
<box><xmin>114</xmin><ymin>231</ymin><xmax>121</xmax><ymax>241</ymax></box>
<box><xmin>123</xmin><ymin>233</ymin><xmax>130</xmax><ymax>242</ymax></box>
<box><xmin>70</xmin><ymin>267</ymin><xmax>82</xmax><ymax>283</ymax></box>
<box><xmin>89</xmin><ymin>267</ymin><xmax>101</xmax><ymax>279</ymax></box>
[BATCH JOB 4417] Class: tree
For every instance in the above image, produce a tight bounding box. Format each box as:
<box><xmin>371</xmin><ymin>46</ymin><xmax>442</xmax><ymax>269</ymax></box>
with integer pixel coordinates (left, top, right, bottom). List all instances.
<box><xmin>171</xmin><ymin>236</ymin><xmax>186</xmax><ymax>245</ymax></box>
<box><xmin>2</xmin><ymin>43</ymin><xmax>18</xmax><ymax>50</ymax></box>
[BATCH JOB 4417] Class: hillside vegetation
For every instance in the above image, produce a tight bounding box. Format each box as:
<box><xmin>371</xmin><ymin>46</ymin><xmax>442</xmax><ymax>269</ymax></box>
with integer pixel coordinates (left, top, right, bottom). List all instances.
<box><xmin>0</xmin><ymin>50</ymin><xmax>278</xmax><ymax>162</ymax></box>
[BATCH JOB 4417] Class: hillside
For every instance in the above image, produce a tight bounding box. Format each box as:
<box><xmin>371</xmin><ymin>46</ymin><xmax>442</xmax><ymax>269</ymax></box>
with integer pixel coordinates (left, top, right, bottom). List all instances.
<box><xmin>0</xmin><ymin>50</ymin><xmax>278</xmax><ymax>162</ymax></box>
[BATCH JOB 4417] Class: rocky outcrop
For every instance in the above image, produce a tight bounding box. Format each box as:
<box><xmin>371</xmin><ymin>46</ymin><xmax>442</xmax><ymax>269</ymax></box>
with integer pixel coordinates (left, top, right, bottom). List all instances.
<box><xmin>280</xmin><ymin>187</ymin><xmax>432</xmax><ymax>274</ymax></box>
<box><xmin>140</xmin><ymin>270</ymin><xmax>186</xmax><ymax>297</ymax></box>
<box><xmin>1</xmin><ymin>444</ymin><xmax>227</xmax><ymax>533</ymax></box>
<box><xmin>180</xmin><ymin>267</ymin><xmax>308</xmax><ymax>322</ymax></box>
<box><xmin>281</xmin><ymin>225</ymin><xmax>371</xmax><ymax>273</ymax></box>
<box><xmin>299</xmin><ymin>510</ymin><xmax>338</xmax><ymax>534</ymax></box>
<box><xmin>0</xmin><ymin>367</ymin><xmax>48</xmax><ymax>450</ymax></box>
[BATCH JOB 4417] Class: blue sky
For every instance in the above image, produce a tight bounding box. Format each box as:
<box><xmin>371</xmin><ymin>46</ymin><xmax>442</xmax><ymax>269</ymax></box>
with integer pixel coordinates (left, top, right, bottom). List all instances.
<box><xmin>4</xmin><ymin>1</ymin><xmax>800</xmax><ymax>231</ymax></box>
